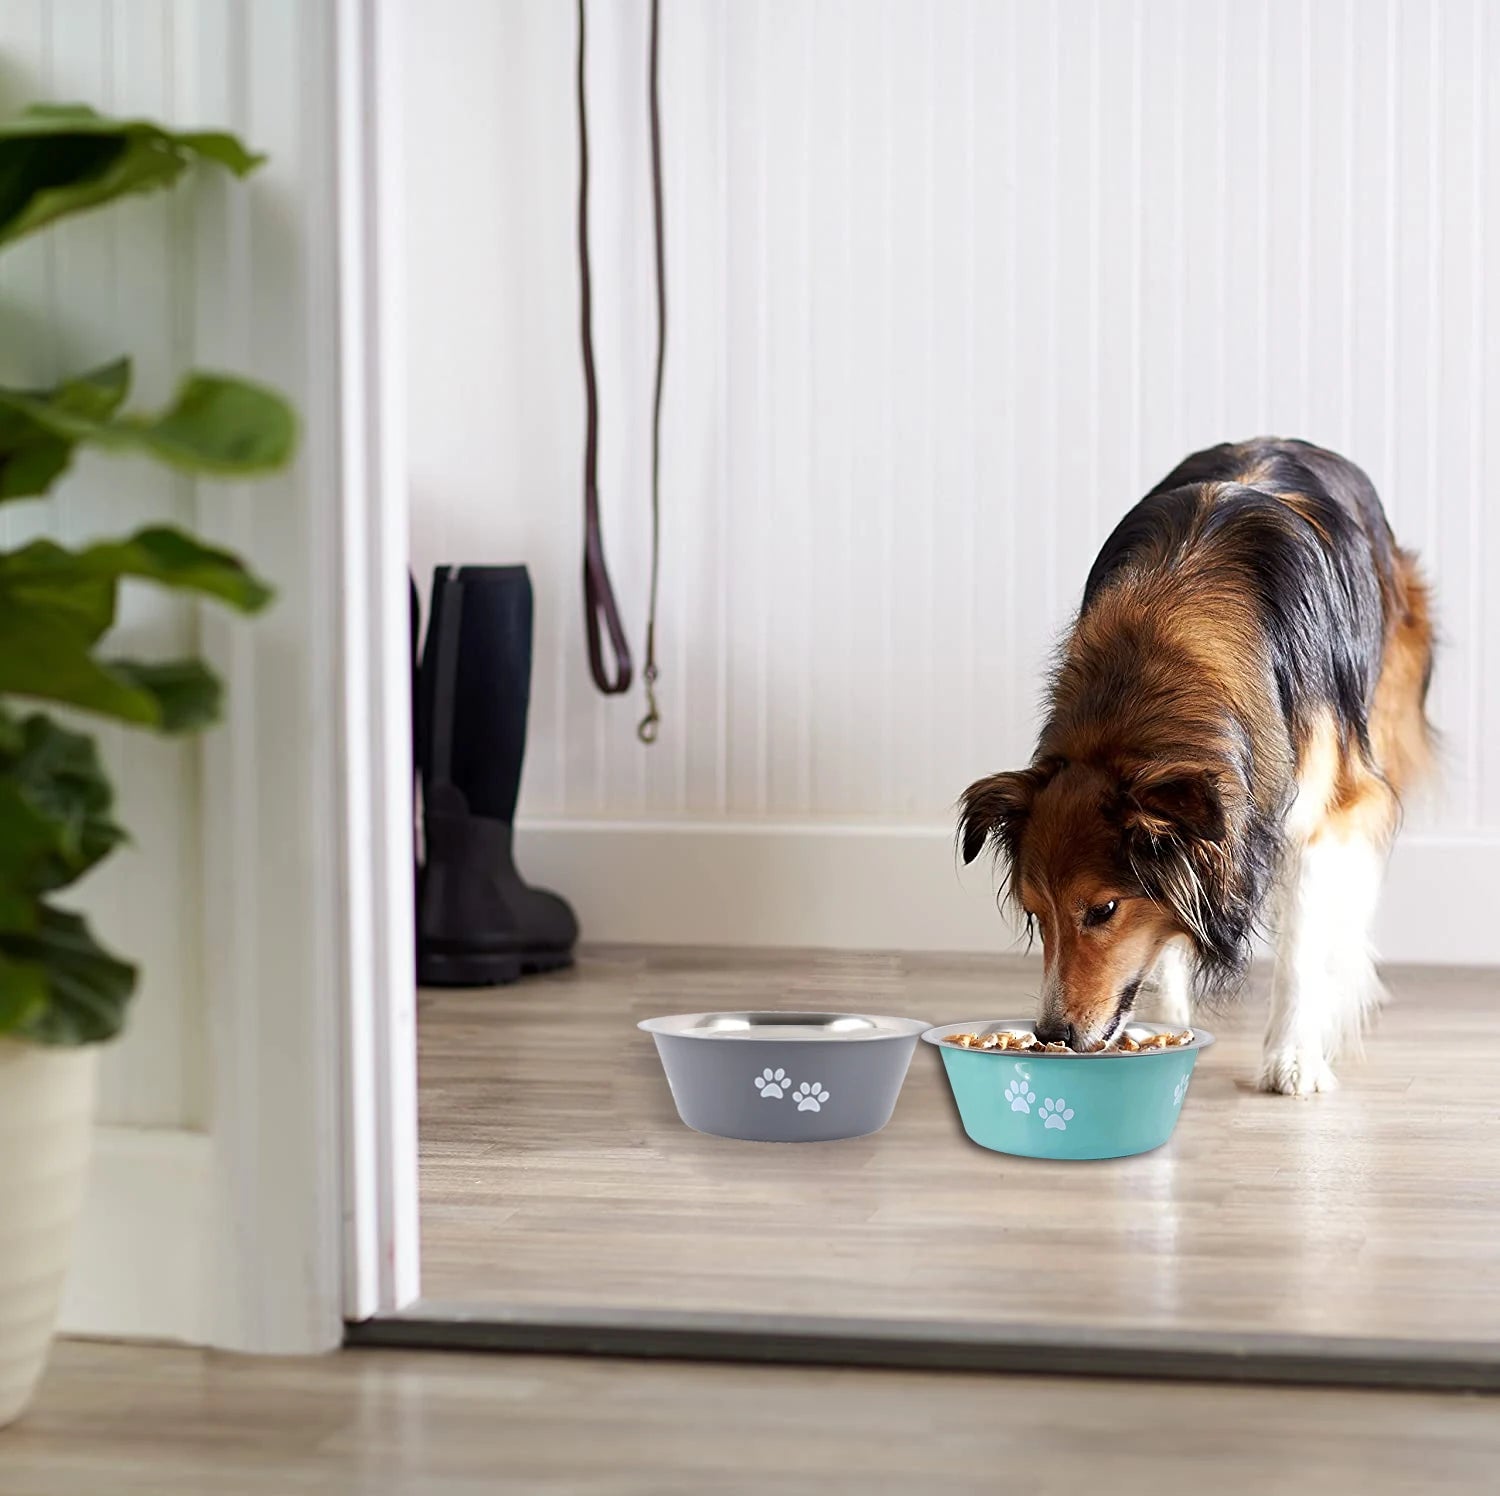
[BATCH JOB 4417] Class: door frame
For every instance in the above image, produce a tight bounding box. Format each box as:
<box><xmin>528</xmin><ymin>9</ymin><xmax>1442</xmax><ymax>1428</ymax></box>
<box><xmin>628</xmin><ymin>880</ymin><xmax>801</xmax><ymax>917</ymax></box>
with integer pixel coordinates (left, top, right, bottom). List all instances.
<box><xmin>240</xmin><ymin>0</ymin><xmax>1500</xmax><ymax>1381</ymax></box>
<box><xmin>196</xmin><ymin>0</ymin><xmax>419</xmax><ymax>1352</ymax></box>
<box><xmin>332</xmin><ymin>0</ymin><xmax>422</xmax><ymax>1327</ymax></box>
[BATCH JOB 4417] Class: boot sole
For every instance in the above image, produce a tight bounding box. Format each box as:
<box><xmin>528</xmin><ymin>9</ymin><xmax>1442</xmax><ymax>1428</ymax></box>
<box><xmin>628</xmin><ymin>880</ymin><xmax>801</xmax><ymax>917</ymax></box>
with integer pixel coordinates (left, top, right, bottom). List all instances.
<box><xmin>417</xmin><ymin>947</ymin><xmax>574</xmax><ymax>988</ymax></box>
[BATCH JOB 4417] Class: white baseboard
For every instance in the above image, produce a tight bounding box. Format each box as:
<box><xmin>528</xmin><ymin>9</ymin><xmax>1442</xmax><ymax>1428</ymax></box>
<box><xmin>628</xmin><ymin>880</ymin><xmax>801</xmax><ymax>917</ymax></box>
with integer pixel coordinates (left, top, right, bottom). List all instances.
<box><xmin>59</xmin><ymin>1126</ymin><xmax>213</xmax><ymax>1345</ymax></box>
<box><xmin>1376</xmin><ymin>838</ymin><xmax>1500</xmax><ymax>964</ymax></box>
<box><xmin>516</xmin><ymin>821</ymin><xmax>1500</xmax><ymax>966</ymax></box>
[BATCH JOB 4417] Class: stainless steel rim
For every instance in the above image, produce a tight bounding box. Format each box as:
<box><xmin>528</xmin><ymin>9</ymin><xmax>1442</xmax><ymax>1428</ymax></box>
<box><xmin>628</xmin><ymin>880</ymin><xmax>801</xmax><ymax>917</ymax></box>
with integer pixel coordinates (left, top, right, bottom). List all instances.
<box><xmin>638</xmin><ymin>1010</ymin><xmax>929</xmax><ymax>1042</ymax></box>
<box><xmin>921</xmin><ymin>1018</ymin><xmax>1217</xmax><ymax>1056</ymax></box>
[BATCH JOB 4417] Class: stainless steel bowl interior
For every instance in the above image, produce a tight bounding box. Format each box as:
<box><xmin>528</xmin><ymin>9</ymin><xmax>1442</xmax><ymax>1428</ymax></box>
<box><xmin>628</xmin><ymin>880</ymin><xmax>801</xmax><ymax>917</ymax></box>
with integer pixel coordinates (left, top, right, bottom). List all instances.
<box><xmin>921</xmin><ymin>1018</ymin><xmax>1216</xmax><ymax>1056</ymax></box>
<box><xmin>639</xmin><ymin>1010</ymin><xmax>928</xmax><ymax>1042</ymax></box>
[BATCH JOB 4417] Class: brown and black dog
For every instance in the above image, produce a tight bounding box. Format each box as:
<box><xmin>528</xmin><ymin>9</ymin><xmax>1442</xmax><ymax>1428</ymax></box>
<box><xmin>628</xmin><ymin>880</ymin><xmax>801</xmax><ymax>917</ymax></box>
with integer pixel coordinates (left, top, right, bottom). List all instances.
<box><xmin>959</xmin><ymin>439</ymin><xmax>1433</xmax><ymax>1095</ymax></box>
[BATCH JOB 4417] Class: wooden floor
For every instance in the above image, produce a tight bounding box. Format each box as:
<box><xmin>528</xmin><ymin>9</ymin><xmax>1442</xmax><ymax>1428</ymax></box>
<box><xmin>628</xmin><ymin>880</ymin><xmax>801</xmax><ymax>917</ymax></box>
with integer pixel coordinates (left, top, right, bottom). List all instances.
<box><xmin>8</xmin><ymin>1340</ymin><xmax>1497</xmax><ymax>1494</ymax></box>
<box><xmin>419</xmin><ymin>948</ymin><xmax>1500</xmax><ymax>1344</ymax></box>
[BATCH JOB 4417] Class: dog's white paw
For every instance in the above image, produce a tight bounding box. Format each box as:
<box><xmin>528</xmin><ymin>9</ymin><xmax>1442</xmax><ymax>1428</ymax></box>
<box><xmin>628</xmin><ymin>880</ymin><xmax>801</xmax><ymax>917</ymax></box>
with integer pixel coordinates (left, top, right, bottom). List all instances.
<box><xmin>1259</xmin><ymin>1048</ymin><xmax>1338</xmax><ymax>1098</ymax></box>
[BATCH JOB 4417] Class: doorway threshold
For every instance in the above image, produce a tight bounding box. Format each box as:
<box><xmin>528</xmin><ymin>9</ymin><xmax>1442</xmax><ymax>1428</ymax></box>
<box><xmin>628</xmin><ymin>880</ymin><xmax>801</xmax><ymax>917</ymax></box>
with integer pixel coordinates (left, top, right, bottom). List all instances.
<box><xmin>348</xmin><ymin>1302</ymin><xmax>1500</xmax><ymax>1393</ymax></box>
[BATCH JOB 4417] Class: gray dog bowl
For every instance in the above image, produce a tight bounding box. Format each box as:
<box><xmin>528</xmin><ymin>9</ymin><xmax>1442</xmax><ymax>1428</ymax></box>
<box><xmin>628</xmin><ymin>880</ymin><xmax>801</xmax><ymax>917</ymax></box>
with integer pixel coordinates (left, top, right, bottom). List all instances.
<box><xmin>639</xmin><ymin>1011</ymin><xmax>928</xmax><ymax>1142</ymax></box>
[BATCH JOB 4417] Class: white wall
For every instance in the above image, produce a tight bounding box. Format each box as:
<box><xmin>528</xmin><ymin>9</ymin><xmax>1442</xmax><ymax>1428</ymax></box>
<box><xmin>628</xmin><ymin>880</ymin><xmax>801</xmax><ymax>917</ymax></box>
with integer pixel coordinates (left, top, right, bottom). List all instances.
<box><xmin>4</xmin><ymin>1</ymin><xmax>353</xmax><ymax>1349</ymax></box>
<box><xmin>405</xmin><ymin>0</ymin><xmax>1500</xmax><ymax>961</ymax></box>
<box><xmin>1</xmin><ymin>0</ymin><xmax>206</xmax><ymax>1129</ymax></box>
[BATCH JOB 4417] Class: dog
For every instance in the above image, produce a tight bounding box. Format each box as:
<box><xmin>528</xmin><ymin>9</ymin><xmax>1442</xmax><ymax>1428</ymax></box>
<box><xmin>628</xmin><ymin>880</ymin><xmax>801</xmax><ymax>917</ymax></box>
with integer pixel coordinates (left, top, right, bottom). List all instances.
<box><xmin>958</xmin><ymin>438</ymin><xmax>1433</xmax><ymax>1096</ymax></box>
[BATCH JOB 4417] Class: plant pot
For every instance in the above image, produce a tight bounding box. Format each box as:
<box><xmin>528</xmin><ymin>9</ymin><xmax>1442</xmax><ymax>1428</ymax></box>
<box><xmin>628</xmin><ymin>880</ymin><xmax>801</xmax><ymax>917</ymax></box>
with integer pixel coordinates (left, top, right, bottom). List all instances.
<box><xmin>0</xmin><ymin>1039</ymin><xmax>97</xmax><ymax>1429</ymax></box>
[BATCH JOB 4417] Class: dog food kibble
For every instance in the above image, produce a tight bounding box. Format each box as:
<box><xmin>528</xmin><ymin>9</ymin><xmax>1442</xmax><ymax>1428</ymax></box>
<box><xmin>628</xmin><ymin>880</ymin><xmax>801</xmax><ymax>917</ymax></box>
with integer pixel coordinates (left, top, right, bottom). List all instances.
<box><xmin>949</xmin><ymin>1030</ymin><xmax>1041</xmax><ymax>1051</ymax></box>
<box><xmin>942</xmin><ymin>1029</ymin><xmax>1193</xmax><ymax>1054</ymax></box>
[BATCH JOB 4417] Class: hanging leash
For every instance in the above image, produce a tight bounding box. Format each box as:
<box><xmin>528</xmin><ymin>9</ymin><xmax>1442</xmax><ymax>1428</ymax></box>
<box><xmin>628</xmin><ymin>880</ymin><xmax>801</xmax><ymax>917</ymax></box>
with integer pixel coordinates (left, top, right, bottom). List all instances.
<box><xmin>577</xmin><ymin>0</ymin><xmax>633</xmax><ymax>698</ymax></box>
<box><xmin>637</xmin><ymin>0</ymin><xmax>665</xmax><ymax>744</ymax></box>
<box><xmin>576</xmin><ymin>0</ymin><xmax>667</xmax><ymax>743</ymax></box>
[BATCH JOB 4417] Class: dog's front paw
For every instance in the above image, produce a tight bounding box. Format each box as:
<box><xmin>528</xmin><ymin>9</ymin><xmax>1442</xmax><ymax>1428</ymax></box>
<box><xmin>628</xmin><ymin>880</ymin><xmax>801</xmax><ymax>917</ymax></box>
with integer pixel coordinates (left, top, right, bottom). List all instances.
<box><xmin>1259</xmin><ymin>1047</ymin><xmax>1338</xmax><ymax>1098</ymax></box>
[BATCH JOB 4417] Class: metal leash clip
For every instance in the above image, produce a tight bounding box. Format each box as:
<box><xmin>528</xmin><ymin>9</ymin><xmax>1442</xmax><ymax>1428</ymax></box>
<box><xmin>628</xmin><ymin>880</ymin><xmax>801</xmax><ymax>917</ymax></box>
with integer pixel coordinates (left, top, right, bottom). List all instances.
<box><xmin>636</xmin><ymin>645</ymin><xmax>661</xmax><ymax>745</ymax></box>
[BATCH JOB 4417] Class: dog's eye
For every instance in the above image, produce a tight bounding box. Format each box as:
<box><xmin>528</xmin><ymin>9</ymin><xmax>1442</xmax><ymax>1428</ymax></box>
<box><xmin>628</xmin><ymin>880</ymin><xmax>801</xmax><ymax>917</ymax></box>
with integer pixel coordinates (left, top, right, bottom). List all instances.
<box><xmin>1083</xmin><ymin>900</ymin><xmax>1119</xmax><ymax>929</ymax></box>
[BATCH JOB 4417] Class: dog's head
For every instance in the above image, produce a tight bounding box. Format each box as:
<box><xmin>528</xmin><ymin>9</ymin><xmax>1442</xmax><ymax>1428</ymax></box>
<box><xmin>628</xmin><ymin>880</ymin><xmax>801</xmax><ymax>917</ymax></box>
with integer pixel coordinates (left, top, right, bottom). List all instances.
<box><xmin>959</xmin><ymin>757</ymin><xmax>1241</xmax><ymax>1048</ymax></box>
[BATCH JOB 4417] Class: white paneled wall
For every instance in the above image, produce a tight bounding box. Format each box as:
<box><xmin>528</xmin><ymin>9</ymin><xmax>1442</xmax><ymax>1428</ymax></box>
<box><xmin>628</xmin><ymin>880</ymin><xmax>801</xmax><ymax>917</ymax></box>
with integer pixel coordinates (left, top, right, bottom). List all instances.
<box><xmin>405</xmin><ymin>1</ymin><xmax>1500</xmax><ymax>957</ymax></box>
<box><xmin>4</xmin><ymin>0</ymin><xmax>358</xmax><ymax>1345</ymax></box>
<box><xmin>0</xmin><ymin>0</ymin><xmax>204</xmax><ymax>1124</ymax></box>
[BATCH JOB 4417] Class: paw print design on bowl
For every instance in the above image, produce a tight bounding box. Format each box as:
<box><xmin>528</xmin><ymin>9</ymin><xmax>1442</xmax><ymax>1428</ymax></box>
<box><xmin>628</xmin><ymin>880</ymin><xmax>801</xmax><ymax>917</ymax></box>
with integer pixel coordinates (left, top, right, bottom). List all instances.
<box><xmin>793</xmin><ymin>1081</ymin><xmax>831</xmax><ymax>1113</ymax></box>
<box><xmin>1173</xmin><ymin>1074</ymin><xmax>1190</xmax><ymax>1106</ymax></box>
<box><xmin>753</xmin><ymin>1067</ymin><xmax>789</xmax><ymax>1100</ymax></box>
<box><xmin>1004</xmin><ymin>1080</ymin><xmax>1035</xmax><ymax>1114</ymax></box>
<box><xmin>1039</xmin><ymin>1097</ymin><xmax>1074</xmax><ymax>1131</ymax></box>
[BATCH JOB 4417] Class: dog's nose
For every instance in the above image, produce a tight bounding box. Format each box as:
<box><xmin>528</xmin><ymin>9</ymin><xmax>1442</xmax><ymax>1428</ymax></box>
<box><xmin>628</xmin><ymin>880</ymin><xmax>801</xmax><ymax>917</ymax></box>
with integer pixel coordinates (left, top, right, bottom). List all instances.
<box><xmin>1034</xmin><ymin>1017</ymin><xmax>1076</xmax><ymax>1048</ymax></box>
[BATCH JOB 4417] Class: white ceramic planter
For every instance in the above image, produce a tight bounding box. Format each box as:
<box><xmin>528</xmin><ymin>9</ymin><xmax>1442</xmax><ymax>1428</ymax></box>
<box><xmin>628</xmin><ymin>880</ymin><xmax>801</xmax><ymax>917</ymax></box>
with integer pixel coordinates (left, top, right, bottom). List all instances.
<box><xmin>0</xmin><ymin>1039</ymin><xmax>96</xmax><ymax>1429</ymax></box>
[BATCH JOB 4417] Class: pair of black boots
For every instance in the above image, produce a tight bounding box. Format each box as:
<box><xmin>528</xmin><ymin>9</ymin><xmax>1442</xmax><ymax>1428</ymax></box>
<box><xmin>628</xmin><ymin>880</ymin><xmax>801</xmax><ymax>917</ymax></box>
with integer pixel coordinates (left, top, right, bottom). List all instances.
<box><xmin>411</xmin><ymin>566</ymin><xmax>578</xmax><ymax>986</ymax></box>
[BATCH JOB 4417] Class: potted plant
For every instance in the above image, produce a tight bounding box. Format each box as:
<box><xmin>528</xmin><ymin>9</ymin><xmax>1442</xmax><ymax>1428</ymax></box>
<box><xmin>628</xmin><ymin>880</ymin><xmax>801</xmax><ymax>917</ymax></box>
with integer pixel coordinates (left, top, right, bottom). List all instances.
<box><xmin>0</xmin><ymin>104</ymin><xmax>293</xmax><ymax>1427</ymax></box>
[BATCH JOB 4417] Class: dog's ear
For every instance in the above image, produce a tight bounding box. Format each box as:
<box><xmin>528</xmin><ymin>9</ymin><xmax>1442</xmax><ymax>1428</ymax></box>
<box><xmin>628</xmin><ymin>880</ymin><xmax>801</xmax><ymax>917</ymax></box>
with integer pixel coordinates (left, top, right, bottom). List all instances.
<box><xmin>1120</xmin><ymin>770</ymin><xmax>1225</xmax><ymax>848</ymax></box>
<box><xmin>958</xmin><ymin>762</ymin><xmax>1056</xmax><ymax>867</ymax></box>
<box><xmin>1120</xmin><ymin>768</ymin><xmax>1237</xmax><ymax>975</ymax></box>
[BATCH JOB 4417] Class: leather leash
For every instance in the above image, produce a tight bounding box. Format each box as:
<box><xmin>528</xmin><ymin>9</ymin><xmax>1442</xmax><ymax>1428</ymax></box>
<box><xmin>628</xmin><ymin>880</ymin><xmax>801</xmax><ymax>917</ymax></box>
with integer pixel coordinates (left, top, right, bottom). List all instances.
<box><xmin>639</xmin><ymin>0</ymin><xmax>665</xmax><ymax>744</ymax></box>
<box><xmin>576</xmin><ymin>0</ymin><xmax>667</xmax><ymax>745</ymax></box>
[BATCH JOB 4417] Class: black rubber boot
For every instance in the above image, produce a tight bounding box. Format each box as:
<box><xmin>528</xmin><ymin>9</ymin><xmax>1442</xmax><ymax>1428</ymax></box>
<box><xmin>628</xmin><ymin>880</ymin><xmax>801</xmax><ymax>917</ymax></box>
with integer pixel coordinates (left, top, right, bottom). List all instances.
<box><xmin>415</xmin><ymin>565</ymin><xmax>578</xmax><ymax>986</ymax></box>
<box><xmin>411</xmin><ymin>571</ymin><xmax>421</xmax><ymax>927</ymax></box>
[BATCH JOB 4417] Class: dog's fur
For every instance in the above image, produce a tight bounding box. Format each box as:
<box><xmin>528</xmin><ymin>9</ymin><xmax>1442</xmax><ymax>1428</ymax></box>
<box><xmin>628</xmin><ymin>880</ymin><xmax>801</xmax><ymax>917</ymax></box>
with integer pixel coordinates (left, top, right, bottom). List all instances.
<box><xmin>958</xmin><ymin>439</ymin><xmax>1434</xmax><ymax>1095</ymax></box>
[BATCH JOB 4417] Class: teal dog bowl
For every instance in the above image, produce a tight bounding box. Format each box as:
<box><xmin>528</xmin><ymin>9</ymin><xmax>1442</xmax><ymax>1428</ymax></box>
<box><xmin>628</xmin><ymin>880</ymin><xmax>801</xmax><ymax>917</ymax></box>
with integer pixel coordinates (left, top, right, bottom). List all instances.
<box><xmin>922</xmin><ymin>1019</ymin><xmax>1215</xmax><ymax>1160</ymax></box>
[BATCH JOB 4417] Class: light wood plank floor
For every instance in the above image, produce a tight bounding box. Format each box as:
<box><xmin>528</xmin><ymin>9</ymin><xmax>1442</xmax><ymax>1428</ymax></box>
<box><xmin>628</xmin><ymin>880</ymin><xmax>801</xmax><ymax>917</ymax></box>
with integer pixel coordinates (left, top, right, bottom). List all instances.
<box><xmin>7</xmin><ymin>1340</ymin><xmax>1496</xmax><ymax>1495</ymax></box>
<box><xmin>419</xmin><ymin>948</ymin><xmax>1500</xmax><ymax>1343</ymax></box>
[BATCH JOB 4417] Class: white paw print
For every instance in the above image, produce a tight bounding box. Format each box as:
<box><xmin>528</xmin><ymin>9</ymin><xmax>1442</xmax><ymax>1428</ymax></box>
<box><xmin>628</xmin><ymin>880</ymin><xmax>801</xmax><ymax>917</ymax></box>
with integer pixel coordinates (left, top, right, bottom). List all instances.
<box><xmin>794</xmin><ymin>1081</ymin><xmax>830</xmax><ymax>1112</ymax></box>
<box><xmin>1005</xmin><ymin>1080</ymin><xmax>1035</xmax><ymax>1113</ymax></box>
<box><xmin>1039</xmin><ymin>1097</ymin><xmax>1074</xmax><ymax>1130</ymax></box>
<box><xmin>1173</xmin><ymin>1074</ymin><xmax>1190</xmax><ymax>1106</ymax></box>
<box><xmin>753</xmin><ymin>1067</ymin><xmax>788</xmax><ymax>1100</ymax></box>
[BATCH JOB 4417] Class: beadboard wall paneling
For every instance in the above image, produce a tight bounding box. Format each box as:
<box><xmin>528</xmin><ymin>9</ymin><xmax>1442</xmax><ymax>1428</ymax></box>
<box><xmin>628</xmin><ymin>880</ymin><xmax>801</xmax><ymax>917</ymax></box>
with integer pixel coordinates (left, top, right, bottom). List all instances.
<box><xmin>404</xmin><ymin>1</ymin><xmax>1500</xmax><ymax>955</ymax></box>
<box><xmin>0</xmin><ymin>0</ymin><xmax>205</xmax><ymax>1126</ymax></box>
<box><xmin>24</xmin><ymin>0</ymin><xmax>360</xmax><ymax>1348</ymax></box>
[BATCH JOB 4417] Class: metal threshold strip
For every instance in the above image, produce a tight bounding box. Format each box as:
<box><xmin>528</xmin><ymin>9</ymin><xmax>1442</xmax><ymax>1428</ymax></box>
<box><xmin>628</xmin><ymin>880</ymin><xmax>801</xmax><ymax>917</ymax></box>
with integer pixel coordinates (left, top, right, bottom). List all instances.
<box><xmin>347</xmin><ymin>1302</ymin><xmax>1500</xmax><ymax>1393</ymax></box>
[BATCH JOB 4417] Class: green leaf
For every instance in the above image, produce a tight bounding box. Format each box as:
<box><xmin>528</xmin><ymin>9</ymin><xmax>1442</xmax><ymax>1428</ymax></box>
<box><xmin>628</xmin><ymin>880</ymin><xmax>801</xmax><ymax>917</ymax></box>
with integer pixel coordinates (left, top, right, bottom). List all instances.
<box><xmin>105</xmin><ymin>659</ymin><xmax>222</xmax><ymax>733</ymax></box>
<box><xmin>0</xmin><ymin>711</ymin><xmax>132</xmax><ymax>1042</ymax></box>
<box><xmin>0</xmin><ymin>540</ymin><xmax>119</xmax><ymax>641</ymax></box>
<box><xmin>0</xmin><ymin>365</ymin><xmax>297</xmax><ymax>497</ymax></box>
<box><xmin>0</xmin><ymin>904</ymin><xmax>136</xmax><ymax>1045</ymax></box>
<box><xmin>1</xmin><ymin>526</ymin><xmax>273</xmax><ymax>616</ymax></box>
<box><xmin>0</xmin><ymin>529</ymin><xmax>247</xmax><ymax>730</ymax></box>
<box><xmin>50</xmin><ymin>358</ymin><xmax>132</xmax><ymax>420</ymax></box>
<box><xmin>3</xmin><ymin>711</ymin><xmax>125</xmax><ymax>892</ymax></box>
<box><xmin>0</xmin><ymin>611</ymin><xmax>225</xmax><ymax>731</ymax></box>
<box><xmin>96</xmin><ymin>526</ymin><xmax>273</xmax><ymax>611</ymax></box>
<box><xmin>168</xmin><ymin>131</ymin><xmax>262</xmax><ymax>176</ymax></box>
<box><xmin>0</xmin><ymin>710</ymin><xmax>124</xmax><ymax>934</ymax></box>
<box><xmin>0</xmin><ymin>529</ymin><xmax>272</xmax><ymax>705</ymax></box>
<box><xmin>0</xmin><ymin>417</ymin><xmax>71</xmax><ymax>499</ymax></box>
<box><xmin>0</xmin><ymin>607</ymin><xmax>151</xmax><ymax>721</ymax></box>
<box><xmin>0</xmin><ymin>103</ymin><xmax>263</xmax><ymax>248</ymax></box>
<box><xmin>0</xmin><ymin>555</ymin><xmax>229</xmax><ymax>731</ymax></box>
<box><xmin>0</xmin><ymin>950</ymin><xmax>47</xmax><ymax>1033</ymax></box>
<box><xmin>116</xmin><ymin>375</ymin><xmax>298</xmax><ymax>473</ymax></box>
<box><xmin>0</xmin><ymin>361</ymin><xmax>132</xmax><ymax>500</ymax></box>
<box><xmin>0</xmin><ymin>778</ymin><xmax>64</xmax><ymax>929</ymax></box>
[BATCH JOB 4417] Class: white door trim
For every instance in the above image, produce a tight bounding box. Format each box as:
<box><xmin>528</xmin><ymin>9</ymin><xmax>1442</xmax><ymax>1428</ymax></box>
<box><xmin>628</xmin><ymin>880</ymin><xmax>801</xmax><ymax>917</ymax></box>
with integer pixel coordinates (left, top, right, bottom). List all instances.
<box><xmin>187</xmin><ymin>0</ymin><xmax>346</xmax><ymax>1356</ymax></box>
<box><xmin>334</xmin><ymin>0</ymin><xmax>422</xmax><ymax>1323</ymax></box>
<box><xmin>182</xmin><ymin>0</ymin><xmax>418</xmax><ymax>1353</ymax></box>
